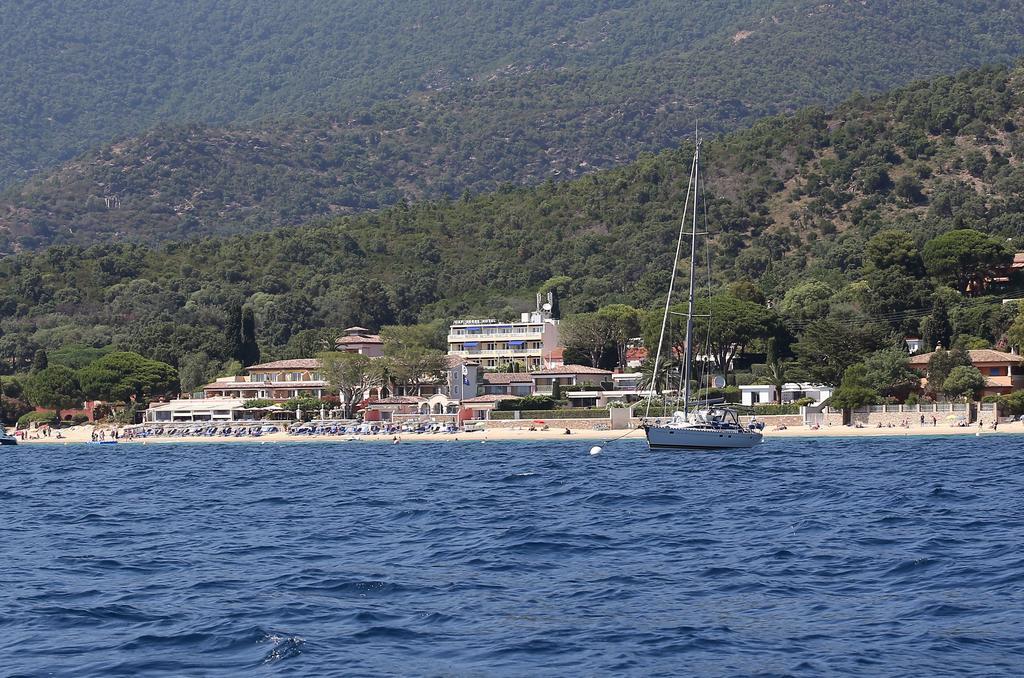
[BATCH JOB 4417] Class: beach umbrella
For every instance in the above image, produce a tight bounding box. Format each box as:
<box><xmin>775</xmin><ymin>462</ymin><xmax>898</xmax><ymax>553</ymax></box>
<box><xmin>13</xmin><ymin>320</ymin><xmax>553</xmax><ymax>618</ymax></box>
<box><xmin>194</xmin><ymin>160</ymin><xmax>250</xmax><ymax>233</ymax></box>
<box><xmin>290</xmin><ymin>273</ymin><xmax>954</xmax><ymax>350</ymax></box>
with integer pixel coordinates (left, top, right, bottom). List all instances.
<box><xmin>533</xmin><ymin>419</ymin><xmax>545</xmax><ymax>424</ymax></box>
<box><xmin>295</xmin><ymin>406</ymin><xmax>303</xmax><ymax>421</ymax></box>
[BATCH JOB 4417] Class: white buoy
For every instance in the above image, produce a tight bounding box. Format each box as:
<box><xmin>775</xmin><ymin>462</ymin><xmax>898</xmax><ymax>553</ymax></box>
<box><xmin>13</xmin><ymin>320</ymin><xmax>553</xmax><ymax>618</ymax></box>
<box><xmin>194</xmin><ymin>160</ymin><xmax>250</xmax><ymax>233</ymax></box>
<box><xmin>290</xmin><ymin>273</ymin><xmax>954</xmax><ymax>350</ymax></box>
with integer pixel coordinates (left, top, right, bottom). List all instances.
<box><xmin>590</xmin><ymin>446</ymin><xmax>602</xmax><ymax>456</ymax></box>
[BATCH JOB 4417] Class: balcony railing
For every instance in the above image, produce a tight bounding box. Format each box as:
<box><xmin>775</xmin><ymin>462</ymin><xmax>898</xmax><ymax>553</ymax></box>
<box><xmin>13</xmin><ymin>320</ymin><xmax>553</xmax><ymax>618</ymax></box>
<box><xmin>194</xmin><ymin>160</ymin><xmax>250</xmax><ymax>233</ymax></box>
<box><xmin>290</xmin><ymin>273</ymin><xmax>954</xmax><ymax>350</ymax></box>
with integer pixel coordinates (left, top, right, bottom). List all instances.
<box><xmin>449</xmin><ymin>348</ymin><xmax>542</xmax><ymax>357</ymax></box>
<box><xmin>448</xmin><ymin>331</ymin><xmax>543</xmax><ymax>343</ymax></box>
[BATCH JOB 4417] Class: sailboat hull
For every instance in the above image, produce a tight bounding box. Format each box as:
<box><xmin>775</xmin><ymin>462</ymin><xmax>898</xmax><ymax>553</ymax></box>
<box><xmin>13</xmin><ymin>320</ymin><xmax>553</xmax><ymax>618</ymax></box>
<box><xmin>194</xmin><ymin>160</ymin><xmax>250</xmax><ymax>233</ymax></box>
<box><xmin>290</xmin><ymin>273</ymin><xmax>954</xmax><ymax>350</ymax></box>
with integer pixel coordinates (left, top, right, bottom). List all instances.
<box><xmin>644</xmin><ymin>425</ymin><xmax>762</xmax><ymax>450</ymax></box>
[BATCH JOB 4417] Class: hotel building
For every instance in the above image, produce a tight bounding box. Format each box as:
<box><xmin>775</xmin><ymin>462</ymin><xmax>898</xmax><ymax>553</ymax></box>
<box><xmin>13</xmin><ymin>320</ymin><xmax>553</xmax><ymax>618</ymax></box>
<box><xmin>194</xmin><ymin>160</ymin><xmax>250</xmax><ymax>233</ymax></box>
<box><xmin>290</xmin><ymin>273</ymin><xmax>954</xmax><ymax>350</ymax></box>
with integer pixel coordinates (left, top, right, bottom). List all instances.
<box><xmin>447</xmin><ymin>293</ymin><xmax>561</xmax><ymax>370</ymax></box>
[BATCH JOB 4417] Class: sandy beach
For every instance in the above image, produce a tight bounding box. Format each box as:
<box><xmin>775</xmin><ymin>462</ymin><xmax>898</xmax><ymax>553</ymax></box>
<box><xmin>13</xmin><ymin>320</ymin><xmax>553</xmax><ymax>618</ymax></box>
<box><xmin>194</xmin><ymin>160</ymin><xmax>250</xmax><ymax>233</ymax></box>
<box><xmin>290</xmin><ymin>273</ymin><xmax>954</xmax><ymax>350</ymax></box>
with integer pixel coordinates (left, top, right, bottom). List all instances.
<box><xmin>10</xmin><ymin>421</ymin><xmax>1021</xmax><ymax>445</ymax></box>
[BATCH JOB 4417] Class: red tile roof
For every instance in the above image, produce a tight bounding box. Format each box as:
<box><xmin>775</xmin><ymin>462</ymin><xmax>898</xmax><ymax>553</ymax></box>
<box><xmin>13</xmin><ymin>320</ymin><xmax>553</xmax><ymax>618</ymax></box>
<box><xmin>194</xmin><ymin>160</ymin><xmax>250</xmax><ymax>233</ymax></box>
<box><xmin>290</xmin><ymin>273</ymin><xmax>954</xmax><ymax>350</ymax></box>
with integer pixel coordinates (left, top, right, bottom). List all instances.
<box><xmin>626</xmin><ymin>347</ymin><xmax>649</xmax><ymax>361</ymax></box>
<box><xmin>483</xmin><ymin>372</ymin><xmax>534</xmax><ymax>384</ymax></box>
<box><xmin>908</xmin><ymin>349</ymin><xmax>1024</xmax><ymax>365</ymax></box>
<box><xmin>460</xmin><ymin>394</ymin><xmax>518</xmax><ymax>404</ymax></box>
<box><xmin>247</xmin><ymin>359</ymin><xmax>322</xmax><ymax>370</ymax></box>
<box><xmin>336</xmin><ymin>334</ymin><xmax>383</xmax><ymax>345</ymax></box>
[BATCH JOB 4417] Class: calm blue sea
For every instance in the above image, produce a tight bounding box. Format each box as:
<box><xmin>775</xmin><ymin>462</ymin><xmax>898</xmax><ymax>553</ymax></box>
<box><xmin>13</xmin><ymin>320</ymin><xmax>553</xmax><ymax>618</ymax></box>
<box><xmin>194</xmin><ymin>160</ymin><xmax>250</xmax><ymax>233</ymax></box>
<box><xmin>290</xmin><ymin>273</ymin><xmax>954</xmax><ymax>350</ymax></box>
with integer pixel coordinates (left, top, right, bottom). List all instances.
<box><xmin>1</xmin><ymin>436</ymin><xmax>1022</xmax><ymax>676</ymax></box>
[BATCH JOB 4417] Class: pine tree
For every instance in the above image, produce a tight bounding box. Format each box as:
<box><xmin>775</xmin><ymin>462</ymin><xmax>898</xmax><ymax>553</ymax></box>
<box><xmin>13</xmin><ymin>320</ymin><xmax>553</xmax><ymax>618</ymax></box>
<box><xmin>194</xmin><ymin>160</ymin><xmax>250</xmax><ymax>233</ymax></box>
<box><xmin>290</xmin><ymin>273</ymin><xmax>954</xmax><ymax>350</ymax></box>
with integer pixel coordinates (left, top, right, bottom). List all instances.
<box><xmin>223</xmin><ymin>304</ymin><xmax>244</xmax><ymax>363</ymax></box>
<box><xmin>239</xmin><ymin>307</ymin><xmax>261</xmax><ymax>367</ymax></box>
<box><xmin>32</xmin><ymin>349</ymin><xmax>48</xmax><ymax>372</ymax></box>
<box><xmin>920</xmin><ymin>296</ymin><xmax>952</xmax><ymax>350</ymax></box>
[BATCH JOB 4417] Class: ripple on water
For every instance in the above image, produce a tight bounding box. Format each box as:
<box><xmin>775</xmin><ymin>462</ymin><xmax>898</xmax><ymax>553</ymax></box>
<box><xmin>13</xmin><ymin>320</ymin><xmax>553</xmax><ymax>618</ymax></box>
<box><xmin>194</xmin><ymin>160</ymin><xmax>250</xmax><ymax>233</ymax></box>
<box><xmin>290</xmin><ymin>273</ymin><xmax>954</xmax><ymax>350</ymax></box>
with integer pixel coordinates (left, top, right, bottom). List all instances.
<box><xmin>0</xmin><ymin>436</ymin><xmax>1021</xmax><ymax>676</ymax></box>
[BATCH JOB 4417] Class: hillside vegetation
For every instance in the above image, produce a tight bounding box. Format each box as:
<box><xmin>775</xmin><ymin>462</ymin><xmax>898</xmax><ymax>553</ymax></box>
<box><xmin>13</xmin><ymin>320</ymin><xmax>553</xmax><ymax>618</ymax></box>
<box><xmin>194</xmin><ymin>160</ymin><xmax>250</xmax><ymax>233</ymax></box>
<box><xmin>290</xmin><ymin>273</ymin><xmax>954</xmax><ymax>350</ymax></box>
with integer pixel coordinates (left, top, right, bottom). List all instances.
<box><xmin>3</xmin><ymin>1</ymin><xmax>1024</xmax><ymax>250</ymax></box>
<box><xmin>3</xmin><ymin>65</ymin><xmax>1024</xmax><ymax>378</ymax></box>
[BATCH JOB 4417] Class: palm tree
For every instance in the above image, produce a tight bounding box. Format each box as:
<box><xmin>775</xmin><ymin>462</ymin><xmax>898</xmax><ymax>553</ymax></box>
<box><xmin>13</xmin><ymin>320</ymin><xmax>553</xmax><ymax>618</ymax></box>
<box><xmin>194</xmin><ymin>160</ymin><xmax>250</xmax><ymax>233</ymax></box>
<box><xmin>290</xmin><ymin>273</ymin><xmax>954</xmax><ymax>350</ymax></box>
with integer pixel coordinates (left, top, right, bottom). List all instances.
<box><xmin>639</xmin><ymin>356</ymin><xmax>683</xmax><ymax>396</ymax></box>
<box><xmin>755</xmin><ymin>338</ymin><xmax>789</xmax><ymax>403</ymax></box>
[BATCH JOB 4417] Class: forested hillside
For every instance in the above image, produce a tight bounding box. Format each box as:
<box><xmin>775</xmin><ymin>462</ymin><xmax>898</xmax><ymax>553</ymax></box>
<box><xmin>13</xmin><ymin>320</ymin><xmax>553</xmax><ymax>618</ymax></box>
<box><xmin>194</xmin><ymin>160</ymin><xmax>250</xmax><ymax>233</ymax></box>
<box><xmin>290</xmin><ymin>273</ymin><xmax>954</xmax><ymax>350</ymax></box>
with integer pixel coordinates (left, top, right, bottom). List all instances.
<box><xmin>3</xmin><ymin>1</ymin><xmax>1024</xmax><ymax>250</ymax></box>
<box><xmin>3</xmin><ymin>65</ymin><xmax>1024</xmax><ymax>383</ymax></box>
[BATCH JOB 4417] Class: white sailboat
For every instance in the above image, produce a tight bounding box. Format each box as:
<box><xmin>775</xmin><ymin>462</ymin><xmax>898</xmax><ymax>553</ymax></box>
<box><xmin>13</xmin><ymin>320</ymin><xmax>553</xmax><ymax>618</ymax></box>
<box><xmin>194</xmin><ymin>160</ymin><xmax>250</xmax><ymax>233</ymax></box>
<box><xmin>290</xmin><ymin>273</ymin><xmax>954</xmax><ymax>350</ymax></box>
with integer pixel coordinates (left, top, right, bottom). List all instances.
<box><xmin>642</xmin><ymin>136</ymin><xmax>762</xmax><ymax>450</ymax></box>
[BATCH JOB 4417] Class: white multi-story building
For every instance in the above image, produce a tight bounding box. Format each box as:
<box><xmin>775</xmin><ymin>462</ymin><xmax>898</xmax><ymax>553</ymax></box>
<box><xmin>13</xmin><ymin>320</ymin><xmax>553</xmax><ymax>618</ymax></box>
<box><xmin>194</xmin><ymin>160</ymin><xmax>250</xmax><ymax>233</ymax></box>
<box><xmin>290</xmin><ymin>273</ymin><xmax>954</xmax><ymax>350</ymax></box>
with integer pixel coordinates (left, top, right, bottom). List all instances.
<box><xmin>448</xmin><ymin>295</ymin><xmax>561</xmax><ymax>371</ymax></box>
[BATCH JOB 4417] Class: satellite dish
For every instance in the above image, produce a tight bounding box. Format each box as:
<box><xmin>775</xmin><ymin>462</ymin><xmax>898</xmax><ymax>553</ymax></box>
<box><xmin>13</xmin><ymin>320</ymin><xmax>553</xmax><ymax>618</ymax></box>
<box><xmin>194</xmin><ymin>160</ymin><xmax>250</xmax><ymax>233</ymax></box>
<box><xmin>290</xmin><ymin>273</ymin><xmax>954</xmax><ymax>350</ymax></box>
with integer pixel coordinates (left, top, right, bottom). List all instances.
<box><xmin>542</xmin><ymin>303</ymin><xmax>552</xmax><ymax>311</ymax></box>
<box><xmin>713</xmin><ymin>375</ymin><xmax>726</xmax><ymax>388</ymax></box>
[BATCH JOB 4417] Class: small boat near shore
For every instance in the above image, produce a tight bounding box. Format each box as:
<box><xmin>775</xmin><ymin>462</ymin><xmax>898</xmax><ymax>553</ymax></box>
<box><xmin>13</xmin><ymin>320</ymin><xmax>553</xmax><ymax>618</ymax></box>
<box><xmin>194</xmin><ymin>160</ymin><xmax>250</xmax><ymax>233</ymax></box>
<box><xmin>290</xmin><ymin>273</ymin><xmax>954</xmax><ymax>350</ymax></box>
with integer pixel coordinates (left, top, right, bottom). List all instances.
<box><xmin>0</xmin><ymin>427</ymin><xmax>17</xmax><ymax>446</ymax></box>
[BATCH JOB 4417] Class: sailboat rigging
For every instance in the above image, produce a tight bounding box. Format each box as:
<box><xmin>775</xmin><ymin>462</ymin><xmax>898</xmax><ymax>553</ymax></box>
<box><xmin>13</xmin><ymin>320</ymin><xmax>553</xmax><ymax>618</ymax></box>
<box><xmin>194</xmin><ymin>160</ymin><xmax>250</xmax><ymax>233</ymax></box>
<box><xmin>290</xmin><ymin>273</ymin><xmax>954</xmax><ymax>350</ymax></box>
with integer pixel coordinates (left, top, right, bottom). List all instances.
<box><xmin>642</xmin><ymin>136</ymin><xmax>763</xmax><ymax>450</ymax></box>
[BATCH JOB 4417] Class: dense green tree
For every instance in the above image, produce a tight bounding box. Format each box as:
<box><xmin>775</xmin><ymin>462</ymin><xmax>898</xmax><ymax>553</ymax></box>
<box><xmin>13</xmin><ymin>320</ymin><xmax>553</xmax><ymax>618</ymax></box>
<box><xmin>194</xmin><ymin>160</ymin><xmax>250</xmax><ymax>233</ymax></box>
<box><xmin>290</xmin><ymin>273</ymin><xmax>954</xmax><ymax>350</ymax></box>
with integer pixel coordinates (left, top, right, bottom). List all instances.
<box><xmin>223</xmin><ymin>304</ymin><xmax>244</xmax><ymax>364</ymax></box>
<box><xmin>178</xmin><ymin>352</ymin><xmax>223</xmax><ymax>394</ymax></box>
<box><xmin>379</xmin><ymin>320</ymin><xmax>449</xmax><ymax>353</ymax></box>
<box><xmin>596</xmin><ymin>305</ymin><xmax>642</xmax><ymax>371</ymax></box>
<box><xmin>826</xmin><ymin>363</ymin><xmax>881</xmax><ymax>411</ymax></box>
<box><xmin>794</xmin><ymin>319</ymin><xmax>890</xmax><ymax>386</ymax></box>
<box><xmin>860</xmin><ymin>348</ymin><xmax>919</xmax><ymax>400</ymax></box>
<box><xmin>922</xmin><ymin>229</ymin><xmax>1012</xmax><ymax>295</ymax></box>
<box><xmin>924</xmin><ymin>348</ymin><xmax>972</xmax><ymax>398</ymax></box>
<box><xmin>920</xmin><ymin>293</ymin><xmax>955</xmax><ymax>351</ymax></box>
<box><xmin>239</xmin><ymin>307</ymin><xmax>261</xmax><ymax>367</ymax></box>
<box><xmin>778</xmin><ymin>281</ymin><xmax>834</xmax><ymax>326</ymax></box>
<box><xmin>32</xmin><ymin>349</ymin><xmax>48</xmax><ymax>372</ymax></box>
<box><xmin>1006</xmin><ymin>305</ymin><xmax>1024</xmax><ymax>351</ymax></box>
<box><xmin>24</xmin><ymin>366</ymin><xmax>82</xmax><ymax>421</ymax></box>
<box><xmin>48</xmin><ymin>345</ymin><xmax>114</xmax><ymax>370</ymax></box>
<box><xmin>726</xmin><ymin>281</ymin><xmax>766</xmax><ymax>305</ymax></box>
<box><xmin>864</xmin><ymin>229</ymin><xmax>924</xmax><ymax>276</ymax></box>
<box><xmin>78</xmin><ymin>352</ymin><xmax>179</xmax><ymax>404</ymax></box>
<box><xmin>942</xmin><ymin>365</ymin><xmax>986</xmax><ymax>401</ymax></box>
<box><xmin>692</xmin><ymin>295</ymin><xmax>779</xmax><ymax>377</ymax></box>
<box><xmin>560</xmin><ymin>312</ymin><xmax>615</xmax><ymax>368</ymax></box>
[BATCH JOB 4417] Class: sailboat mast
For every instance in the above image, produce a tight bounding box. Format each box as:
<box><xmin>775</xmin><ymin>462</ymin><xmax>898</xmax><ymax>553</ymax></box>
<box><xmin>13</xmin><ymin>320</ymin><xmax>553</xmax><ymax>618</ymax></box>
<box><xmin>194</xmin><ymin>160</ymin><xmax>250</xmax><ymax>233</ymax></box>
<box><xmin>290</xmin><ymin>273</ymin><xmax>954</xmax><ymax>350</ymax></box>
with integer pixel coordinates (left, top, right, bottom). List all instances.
<box><xmin>682</xmin><ymin>140</ymin><xmax>701</xmax><ymax>418</ymax></box>
<box><xmin>644</xmin><ymin>150</ymin><xmax>698</xmax><ymax>419</ymax></box>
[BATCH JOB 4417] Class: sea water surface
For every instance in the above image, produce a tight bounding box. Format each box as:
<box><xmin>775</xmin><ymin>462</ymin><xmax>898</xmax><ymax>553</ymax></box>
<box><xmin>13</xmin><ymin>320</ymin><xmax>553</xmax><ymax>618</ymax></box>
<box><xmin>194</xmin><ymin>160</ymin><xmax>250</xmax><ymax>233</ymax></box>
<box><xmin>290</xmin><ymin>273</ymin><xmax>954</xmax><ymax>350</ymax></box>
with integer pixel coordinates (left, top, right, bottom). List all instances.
<box><xmin>1</xmin><ymin>436</ymin><xmax>1022</xmax><ymax>676</ymax></box>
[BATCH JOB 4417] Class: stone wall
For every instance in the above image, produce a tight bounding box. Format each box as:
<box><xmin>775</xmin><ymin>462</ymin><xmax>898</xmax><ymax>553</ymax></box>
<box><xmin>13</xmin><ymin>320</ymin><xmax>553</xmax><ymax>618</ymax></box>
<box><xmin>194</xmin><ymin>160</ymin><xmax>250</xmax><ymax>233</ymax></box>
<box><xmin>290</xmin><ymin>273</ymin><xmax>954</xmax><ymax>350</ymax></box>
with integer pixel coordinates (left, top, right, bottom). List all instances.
<box><xmin>484</xmin><ymin>418</ymin><xmax>612</xmax><ymax>431</ymax></box>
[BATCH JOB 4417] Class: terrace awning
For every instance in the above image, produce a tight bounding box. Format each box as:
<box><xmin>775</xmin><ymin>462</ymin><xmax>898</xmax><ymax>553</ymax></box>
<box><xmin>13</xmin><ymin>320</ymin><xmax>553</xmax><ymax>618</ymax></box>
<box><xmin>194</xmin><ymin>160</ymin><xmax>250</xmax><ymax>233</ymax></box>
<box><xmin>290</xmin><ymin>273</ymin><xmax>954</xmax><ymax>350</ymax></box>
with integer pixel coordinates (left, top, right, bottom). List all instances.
<box><xmin>464</xmin><ymin>342</ymin><xmax>479</xmax><ymax>347</ymax></box>
<box><xmin>508</xmin><ymin>340</ymin><xmax>524</xmax><ymax>346</ymax></box>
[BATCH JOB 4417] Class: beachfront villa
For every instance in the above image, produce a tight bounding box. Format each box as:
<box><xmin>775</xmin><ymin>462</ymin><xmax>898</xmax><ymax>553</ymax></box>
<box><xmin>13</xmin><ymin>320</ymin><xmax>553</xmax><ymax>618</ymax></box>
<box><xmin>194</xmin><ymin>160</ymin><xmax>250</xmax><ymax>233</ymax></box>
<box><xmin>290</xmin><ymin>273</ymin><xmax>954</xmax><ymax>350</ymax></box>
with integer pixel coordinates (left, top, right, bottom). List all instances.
<box><xmin>141</xmin><ymin>398</ymin><xmax>294</xmax><ymax>423</ymax></box>
<box><xmin>531</xmin><ymin>365</ymin><xmax>613</xmax><ymax>394</ymax></box>
<box><xmin>909</xmin><ymin>348</ymin><xmax>1024</xmax><ymax>397</ymax></box>
<box><xmin>739</xmin><ymin>383</ymin><xmax>835</xmax><ymax>406</ymax></box>
<box><xmin>481</xmin><ymin>372</ymin><xmax>535</xmax><ymax>396</ymax></box>
<box><xmin>202</xmin><ymin>359</ymin><xmax>328</xmax><ymax>401</ymax></box>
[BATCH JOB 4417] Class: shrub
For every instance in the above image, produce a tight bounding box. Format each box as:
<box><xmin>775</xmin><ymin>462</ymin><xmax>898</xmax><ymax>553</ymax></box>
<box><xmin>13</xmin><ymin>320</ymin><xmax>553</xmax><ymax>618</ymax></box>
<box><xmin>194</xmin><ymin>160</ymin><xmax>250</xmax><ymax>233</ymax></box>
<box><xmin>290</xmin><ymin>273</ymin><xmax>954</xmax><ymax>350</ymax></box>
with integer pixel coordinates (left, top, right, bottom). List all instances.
<box><xmin>827</xmin><ymin>386</ymin><xmax>880</xmax><ymax>410</ymax></box>
<box><xmin>18</xmin><ymin>410</ymin><xmax>56</xmax><ymax>427</ymax></box>
<box><xmin>752</xmin><ymin>404</ymin><xmax>800</xmax><ymax>415</ymax></box>
<box><xmin>989</xmin><ymin>391</ymin><xmax>1024</xmax><ymax>416</ymax></box>
<box><xmin>71</xmin><ymin>414</ymin><xmax>90</xmax><ymax>425</ymax></box>
<box><xmin>243</xmin><ymin>398</ymin><xmax>276</xmax><ymax>409</ymax></box>
<box><xmin>495</xmin><ymin>395</ymin><xmax>557</xmax><ymax>411</ymax></box>
<box><xmin>281</xmin><ymin>397</ymin><xmax>324</xmax><ymax>412</ymax></box>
